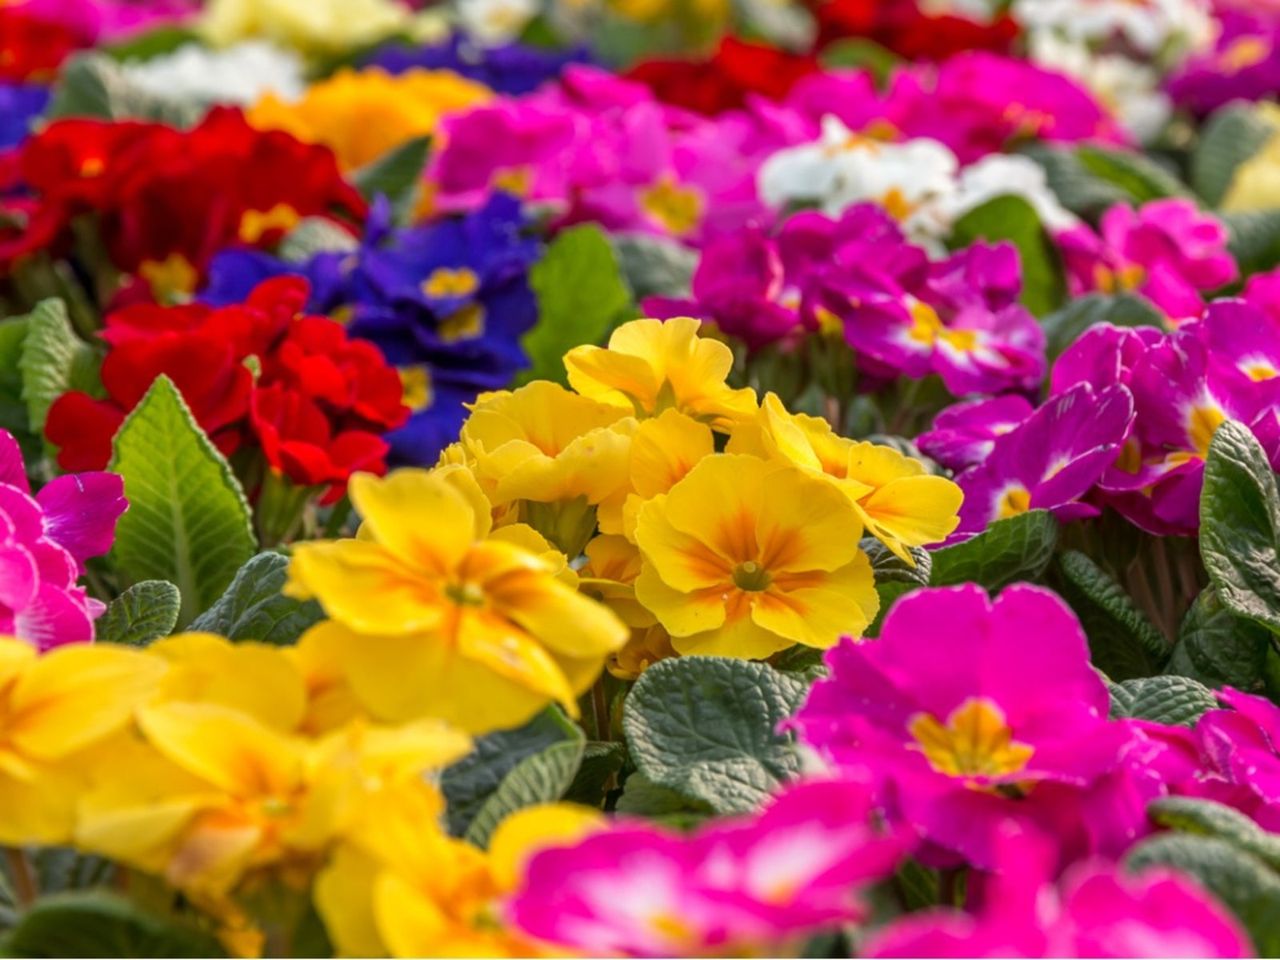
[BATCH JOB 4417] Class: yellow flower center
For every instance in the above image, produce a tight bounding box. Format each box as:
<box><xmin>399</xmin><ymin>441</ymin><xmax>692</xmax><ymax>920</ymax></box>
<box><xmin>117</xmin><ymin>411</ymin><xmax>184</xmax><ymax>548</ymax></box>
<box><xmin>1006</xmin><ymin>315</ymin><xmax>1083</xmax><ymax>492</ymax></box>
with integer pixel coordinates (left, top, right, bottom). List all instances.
<box><xmin>880</xmin><ymin>187</ymin><xmax>917</xmax><ymax>223</ymax></box>
<box><xmin>1094</xmin><ymin>263</ymin><xmax>1146</xmax><ymax>294</ymax></box>
<box><xmin>79</xmin><ymin>155</ymin><xmax>105</xmax><ymax>177</ymax></box>
<box><xmin>1186</xmin><ymin>403</ymin><xmax>1226</xmax><ymax>458</ymax></box>
<box><xmin>639</xmin><ymin>176</ymin><xmax>704</xmax><ymax>237</ymax></box>
<box><xmin>421</xmin><ymin>266</ymin><xmax>481</xmax><ymax>299</ymax></box>
<box><xmin>239</xmin><ymin>204</ymin><xmax>301</xmax><ymax>244</ymax></box>
<box><xmin>938</xmin><ymin>327</ymin><xmax>979</xmax><ymax>353</ymax></box>
<box><xmin>1220</xmin><ymin>36</ymin><xmax>1271</xmax><ymax>74</ymax></box>
<box><xmin>399</xmin><ymin>365</ymin><xmax>434</xmax><ymax>412</ymax></box>
<box><xmin>446</xmin><ymin>581</ymin><xmax>487</xmax><ymax>607</ymax></box>
<box><xmin>492</xmin><ymin>166</ymin><xmax>533</xmax><ymax>197</ymax></box>
<box><xmin>1246</xmin><ymin>361</ymin><xmax>1279</xmax><ymax>382</ymax></box>
<box><xmin>438</xmin><ymin>304</ymin><xmax>487</xmax><ymax>343</ymax></box>
<box><xmin>907</xmin><ymin>299</ymin><xmax>943</xmax><ymax>345</ymax></box>
<box><xmin>731</xmin><ymin>560</ymin><xmax>772</xmax><ymax>592</ymax></box>
<box><xmin>139</xmin><ymin>254</ymin><xmax>198</xmax><ymax>301</ymax></box>
<box><xmin>814</xmin><ymin>305</ymin><xmax>844</xmax><ymax>338</ymax></box>
<box><xmin>909</xmin><ymin>697</ymin><xmax>1034</xmax><ymax>779</ymax></box>
<box><xmin>997</xmin><ymin>485</ymin><xmax>1032</xmax><ymax>519</ymax></box>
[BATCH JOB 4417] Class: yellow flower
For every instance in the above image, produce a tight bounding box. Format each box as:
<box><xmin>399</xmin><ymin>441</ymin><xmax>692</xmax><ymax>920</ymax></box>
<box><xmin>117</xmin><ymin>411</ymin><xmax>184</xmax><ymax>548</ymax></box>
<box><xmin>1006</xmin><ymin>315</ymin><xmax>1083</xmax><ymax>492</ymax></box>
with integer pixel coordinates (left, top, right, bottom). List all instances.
<box><xmin>634</xmin><ymin>454</ymin><xmax>878</xmax><ymax>659</ymax></box>
<box><xmin>564</xmin><ymin>317</ymin><xmax>758</xmax><ymax>430</ymax></box>
<box><xmin>607</xmin><ymin>624</ymin><xmax>679</xmax><ymax>680</ymax></box>
<box><xmin>578</xmin><ymin>534</ymin><xmax>655</xmax><ymax>628</ymax></box>
<box><xmin>0</xmin><ymin>639</ymin><xmax>165</xmax><ymax>846</ymax></box>
<box><xmin>248</xmin><ymin>68</ymin><xmax>493</xmax><ymax>171</ymax></box>
<box><xmin>287</xmin><ymin>469</ymin><xmax>628</xmax><ymax>734</ymax></box>
<box><xmin>315</xmin><ymin>796</ymin><xmax>600</xmax><ymax>958</ymax></box>
<box><xmin>1223</xmin><ymin>103</ymin><xmax>1280</xmax><ymax>212</ymax></box>
<box><xmin>201</xmin><ymin>0</ymin><xmax>412</xmax><ymax>57</ymax></box>
<box><xmin>730</xmin><ymin>393</ymin><xmax>963</xmax><ymax>562</ymax></box>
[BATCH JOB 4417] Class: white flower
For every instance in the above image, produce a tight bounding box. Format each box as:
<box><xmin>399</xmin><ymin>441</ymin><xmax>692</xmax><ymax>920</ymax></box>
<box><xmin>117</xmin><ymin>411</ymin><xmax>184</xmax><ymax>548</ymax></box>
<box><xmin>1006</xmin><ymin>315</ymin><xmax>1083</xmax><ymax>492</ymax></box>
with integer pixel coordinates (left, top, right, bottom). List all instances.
<box><xmin>917</xmin><ymin>0</ymin><xmax>1002</xmax><ymax>22</ymax></box>
<box><xmin>118</xmin><ymin>41</ymin><xmax>307</xmax><ymax>107</ymax></box>
<box><xmin>942</xmin><ymin>154</ymin><xmax>1079</xmax><ymax>232</ymax></box>
<box><xmin>456</xmin><ymin>0</ymin><xmax>540</xmax><ymax>45</ymax></box>
<box><xmin>1013</xmin><ymin>0</ymin><xmax>1214</xmax><ymax>60</ymax></box>
<box><xmin>758</xmin><ymin>117</ymin><xmax>960</xmax><ymax>243</ymax></box>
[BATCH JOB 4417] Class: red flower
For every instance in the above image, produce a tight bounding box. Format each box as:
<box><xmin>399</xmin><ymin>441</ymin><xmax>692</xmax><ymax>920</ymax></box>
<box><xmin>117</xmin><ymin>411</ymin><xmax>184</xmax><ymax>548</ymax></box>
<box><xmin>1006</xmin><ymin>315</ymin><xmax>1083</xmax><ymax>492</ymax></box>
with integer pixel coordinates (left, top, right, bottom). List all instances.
<box><xmin>0</xmin><ymin>6</ymin><xmax>89</xmax><ymax>82</ymax></box>
<box><xmin>625</xmin><ymin>37</ymin><xmax>819</xmax><ymax>114</ymax></box>
<box><xmin>813</xmin><ymin>0</ymin><xmax>1019</xmax><ymax>60</ymax></box>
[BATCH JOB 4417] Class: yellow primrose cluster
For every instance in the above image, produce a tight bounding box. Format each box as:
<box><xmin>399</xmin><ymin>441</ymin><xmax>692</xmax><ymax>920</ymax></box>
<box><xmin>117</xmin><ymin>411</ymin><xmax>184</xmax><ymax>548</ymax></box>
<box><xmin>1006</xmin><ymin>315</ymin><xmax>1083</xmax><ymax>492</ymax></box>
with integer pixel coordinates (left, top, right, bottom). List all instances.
<box><xmin>0</xmin><ymin>633</ymin><xmax>599</xmax><ymax>957</ymax></box>
<box><xmin>288</xmin><ymin>316</ymin><xmax>964</xmax><ymax>732</ymax></box>
<box><xmin>248</xmin><ymin>68</ymin><xmax>494</xmax><ymax>172</ymax></box>
<box><xmin>201</xmin><ymin>0</ymin><xmax>424</xmax><ymax>59</ymax></box>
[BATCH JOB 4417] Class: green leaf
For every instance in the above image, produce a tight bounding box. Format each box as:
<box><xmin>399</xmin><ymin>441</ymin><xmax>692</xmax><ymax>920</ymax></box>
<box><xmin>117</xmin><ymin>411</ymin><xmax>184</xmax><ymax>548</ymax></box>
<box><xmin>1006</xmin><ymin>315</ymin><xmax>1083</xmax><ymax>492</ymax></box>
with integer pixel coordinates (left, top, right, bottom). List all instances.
<box><xmin>1126</xmin><ymin>835</ymin><xmax>1276</xmax><ymax>955</ymax></box>
<box><xmin>464</xmin><ymin>738</ymin><xmax>587</xmax><ymax>849</ymax></box>
<box><xmin>1149</xmin><ymin>796</ymin><xmax>1280</xmax><ymax>872</ymax></box>
<box><xmin>1054</xmin><ymin>550</ymin><xmax>1167</xmax><ymax>680</ymax></box>
<box><xmin>614</xmin><ymin>772</ymin><xmax>715</xmax><ymax>827</ymax></box>
<box><xmin>1224</xmin><ymin>211</ymin><xmax>1280</xmax><ymax>276</ymax></box>
<box><xmin>609</xmin><ymin>232</ymin><xmax>697</xmax><ymax>301</ymax></box>
<box><xmin>1040</xmin><ymin>293</ymin><xmax>1164</xmax><ymax>362</ymax></box>
<box><xmin>622</xmin><ymin>656</ymin><xmax>808</xmax><ymax>815</ymax></box>
<box><xmin>929</xmin><ymin>509</ymin><xmax>1058</xmax><ymax>591</ymax></box>
<box><xmin>442</xmin><ymin>707</ymin><xmax>582</xmax><ymax>837</ymax></box>
<box><xmin>1191</xmin><ymin>105</ymin><xmax>1278</xmax><ymax>208</ymax></box>
<box><xmin>95</xmin><ymin>581</ymin><xmax>180</xmax><ymax>647</ymax></box>
<box><xmin>1167</xmin><ymin>588</ymin><xmax>1273</xmax><ymax>693</ymax></box>
<box><xmin>0</xmin><ymin>318</ymin><xmax>32</xmax><ymax>444</ymax></box>
<box><xmin>948</xmin><ymin>194</ymin><xmax>1065</xmax><ymax>317</ymax></box>
<box><xmin>279</xmin><ymin>218</ymin><xmax>359</xmax><ymax>264</ymax></box>
<box><xmin>103</xmin><ymin>26</ymin><xmax>201</xmax><ymax>63</ymax></box>
<box><xmin>109</xmin><ymin>376</ymin><xmax>256</xmax><ymax>628</ymax></box>
<box><xmin>1199</xmin><ymin>420</ymin><xmax>1280</xmax><ymax>635</ymax></box>
<box><xmin>862</xmin><ymin>537</ymin><xmax>932</xmax><ymax>586</ymax></box>
<box><xmin>0</xmin><ymin>891</ymin><xmax>226</xmax><ymax>958</ymax></box>
<box><xmin>818</xmin><ymin>38</ymin><xmax>900</xmax><ymax>84</ymax></box>
<box><xmin>1019</xmin><ymin>144</ymin><xmax>1131</xmax><ymax>219</ymax></box>
<box><xmin>351</xmin><ymin>135</ymin><xmax>431</xmax><ymax>214</ymax></box>
<box><xmin>1075</xmin><ymin>145</ymin><xmax>1195</xmax><ymax>205</ymax></box>
<box><xmin>1108</xmin><ymin>675</ymin><xmax>1218</xmax><ymax>726</ymax></box>
<box><xmin>518</xmin><ymin>225</ymin><xmax>634</xmax><ymax>386</ymax></box>
<box><xmin>188</xmin><ymin>552</ymin><xmax>323</xmax><ymax>646</ymax></box>
<box><xmin>564</xmin><ymin>740</ymin><xmax>627</xmax><ymax>807</ymax></box>
<box><xmin>48</xmin><ymin>53</ymin><xmax>204</xmax><ymax>126</ymax></box>
<box><xmin>18</xmin><ymin>299</ymin><xmax>95</xmax><ymax>435</ymax></box>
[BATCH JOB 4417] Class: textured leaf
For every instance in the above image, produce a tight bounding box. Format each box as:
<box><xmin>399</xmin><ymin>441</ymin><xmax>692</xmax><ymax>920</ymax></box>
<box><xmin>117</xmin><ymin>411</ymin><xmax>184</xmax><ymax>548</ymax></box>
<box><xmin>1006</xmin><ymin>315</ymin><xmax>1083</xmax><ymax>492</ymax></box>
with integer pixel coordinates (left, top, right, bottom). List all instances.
<box><xmin>1149</xmin><ymin>796</ymin><xmax>1280</xmax><ymax>872</ymax></box>
<box><xmin>565</xmin><ymin>740</ymin><xmax>627</xmax><ymax>807</ymax></box>
<box><xmin>279</xmin><ymin>218</ymin><xmax>358</xmax><ymax>264</ymax></box>
<box><xmin>1199</xmin><ymin>420</ymin><xmax>1280</xmax><ymax>635</ymax></box>
<box><xmin>949</xmin><ymin>194</ymin><xmax>1065</xmax><ymax>317</ymax></box>
<box><xmin>519</xmin><ymin>224</ymin><xmax>634</xmax><ymax>386</ymax></box>
<box><xmin>862</xmin><ymin>537</ymin><xmax>932</xmax><ymax>586</ymax></box>
<box><xmin>929</xmin><ymin>510</ymin><xmax>1058</xmax><ymax>591</ymax></box>
<box><xmin>1126</xmin><ymin>835</ymin><xmax>1276</xmax><ymax>955</ymax></box>
<box><xmin>609</xmin><ymin>232</ymin><xmax>697</xmax><ymax>301</ymax></box>
<box><xmin>1108</xmin><ymin>675</ymin><xmax>1218</xmax><ymax>727</ymax></box>
<box><xmin>1020</xmin><ymin>144</ymin><xmax>1131</xmax><ymax>219</ymax></box>
<box><xmin>623</xmin><ymin>656</ymin><xmax>808</xmax><ymax>814</ymax></box>
<box><xmin>351</xmin><ymin>135</ymin><xmax>431</xmax><ymax>214</ymax></box>
<box><xmin>1040</xmin><ymin>293</ymin><xmax>1163</xmax><ymax>362</ymax></box>
<box><xmin>109</xmin><ymin>376</ymin><xmax>256</xmax><ymax>627</ymax></box>
<box><xmin>0</xmin><ymin>891</ymin><xmax>226</xmax><ymax>958</ymax></box>
<box><xmin>1224</xmin><ymin>211</ymin><xmax>1280</xmax><ymax>275</ymax></box>
<box><xmin>614</xmin><ymin>771</ymin><xmax>715</xmax><ymax>827</ymax></box>
<box><xmin>1167</xmin><ymin>588</ymin><xmax>1273</xmax><ymax>693</ymax></box>
<box><xmin>1055</xmin><ymin>550</ymin><xmax>1167</xmax><ymax>680</ymax></box>
<box><xmin>18</xmin><ymin>299</ymin><xmax>94</xmax><ymax>434</ymax></box>
<box><xmin>464</xmin><ymin>738</ymin><xmax>586</xmax><ymax>848</ymax></box>
<box><xmin>442</xmin><ymin>707</ymin><xmax>582</xmax><ymax>837</ymax></box>
<box><xmin>95</xmin><ymin>581</ymin><xmax>180</xmax><ymax>647</ymax></box>
<box><xmin>1192</xmin><ymin>105</ymin><xmax>1277</xmax><ymax>207</ymax></box>
<box><xmin>188</xmin><ymin>552</ymin><xmax>322</xmax><ymax>645</ymax></box>
<box><xmin>1075</xmin><ymin>145</ymin><xmax>1195</xmax><ymax>204</ymax></box>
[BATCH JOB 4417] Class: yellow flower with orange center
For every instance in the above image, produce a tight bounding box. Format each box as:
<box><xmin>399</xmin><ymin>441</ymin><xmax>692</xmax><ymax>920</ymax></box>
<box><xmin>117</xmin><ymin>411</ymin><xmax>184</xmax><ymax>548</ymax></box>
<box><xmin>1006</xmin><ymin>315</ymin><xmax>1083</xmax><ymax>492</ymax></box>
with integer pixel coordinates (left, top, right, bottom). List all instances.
<box><xmin>634</xmin><ymin>454</ymin><xmax>878</xmax><ymax>659</ymax></box>
<box><xmin>248</xmin><ymin>67</ymin><xmax>492</xmax><ymax>170</ymax></box>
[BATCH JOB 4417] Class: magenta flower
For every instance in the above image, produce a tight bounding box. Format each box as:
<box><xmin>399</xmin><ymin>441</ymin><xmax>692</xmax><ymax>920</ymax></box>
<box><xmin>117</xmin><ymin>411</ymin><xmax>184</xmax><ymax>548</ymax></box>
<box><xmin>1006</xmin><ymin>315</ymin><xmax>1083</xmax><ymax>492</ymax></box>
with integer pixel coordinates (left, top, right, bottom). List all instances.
<box><xmin>1166</xmin><ymin>10</ymin><xmax>1280</xmax><ymax>116</ymax></box>
<box><xmin>917</xmin><ymin>395</ymin><xmax>1036</xmax><ymax>472</ymax></box>
<box><xmin>865</xmin><ymin>827</ymin><xmax>1249</xmax><ymax>958</ymax></box>
<box><xmin>1058</xmin><ymin>200</ymin><xmax>1238</xmax><ymax>324</ymax></box>
<box><xmin>506</xmin><ymin>778</ymin><xmax>909</xmax><ymax>957</ymax></box>
<box><xmin>0</xmin><ymin>430</ymin><xmax>126</xmax><ymax>649</ymax></box>
<box><xmin>950</xmin><ymin>383</ymin><xmax>1136</xmax><ymax>536</ymax></box>
<box><xmin>792</xmin><ymin>584</ymin><xmax>1141</xmax><ymax>869</ymax></box>
<box><xmin>11</xmin><ymin>0</ymin><xmax>195</xmax><ymax>41</ymax></box>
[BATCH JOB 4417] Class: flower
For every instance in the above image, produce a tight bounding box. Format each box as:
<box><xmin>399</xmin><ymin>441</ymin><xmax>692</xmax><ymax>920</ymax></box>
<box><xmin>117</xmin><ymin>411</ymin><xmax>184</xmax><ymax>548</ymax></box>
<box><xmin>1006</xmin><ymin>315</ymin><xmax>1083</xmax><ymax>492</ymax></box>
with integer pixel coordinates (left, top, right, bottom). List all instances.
<box><xmin>814</xmin><ymin>0</ymin><xmax>1020</xmax><ymax>60</ymax></box>
<box><xmin>118</xmin><ymin>40</ymin><xmax>307</xmax><ymax>107</ymax></box>
<box><xmin>199</xmin><ymin>0</ymin><xmax>413</xmax><ymax>58</ymax></box>
<box><xmin>917</xmin><ymin>394</ymin><xmax>1036</xmax><ymax>472</ymax></box>
<box><xmin>633</xmin><ymin>454</ymin><xmax>878</xmax><ymax>659</ymax></box>
<box><xmin>1167</xmin><ymin>13</ymin><xmax>1280</xmax><ymax>117</ymax></box>
<box><xmin>507</xmin><ymin>778</ymin><xmax>909</xmax><ymax>957</ymax></box>
<box><xmin>0</xmin><ymin>3</ymin><xmax>89</xmax><ymax>82</ymax></box>
<box><xmin>1057</xmin><ymin>199</ymin><xmax>1238</xmax><ymax>323</ymax></box>
<box><xmin>368</xmin><ymin>35</ymin><xmax>591</xmax><ymax>96</ymax></box>
<box><xmin>0</xmin><ymin>84</ymin><xmax>50</xmax><ymax>152</ymax></box>
<box><xmin>1011</xmin><ymin>0</ymin><xmax>1214</xmax><ymax>58</ymax></box>
<box><xmin>565</xmin><ymin>317</ymin><xmax>758</xmax><ymax>430</ymax></box>
<box><xmin>950</xmin><ymin>383</ymin><xmax>1136</xmax><ymax>536</ymax></box>
<box><xmin>247</xmin><ymin>67</ymin><xmax>493</xmax><ymax>172</ymax></box>
<box><xmin>792</xmin><ymin>584</ymin><xmax>1140</xmax><ymax>868</ymax></box>
<box><xmin>287</xmin><ymin>468</ymin><xmax>628</xmax><ymax>733</ymax></box>
<box><xmin>0</xmin><ymin>637</ymin><xmax>165</xmax><ymax>846</ymax></box>
<box><xmin>12</xmin><ymin>0</ymin><xmax>196</xmax><ymax>42</ymax></box>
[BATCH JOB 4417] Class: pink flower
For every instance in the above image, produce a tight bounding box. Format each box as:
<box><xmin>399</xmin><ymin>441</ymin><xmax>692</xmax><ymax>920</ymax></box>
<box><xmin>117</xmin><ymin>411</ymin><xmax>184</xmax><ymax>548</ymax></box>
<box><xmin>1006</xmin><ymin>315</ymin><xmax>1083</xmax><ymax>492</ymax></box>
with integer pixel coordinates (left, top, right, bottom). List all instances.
<box><xmin>506</xmin><ymin>778</ymin><xmax>909</xmax><ymax>957</ymax></box>
<box><xmin>0</xmin><ymin>429</ymin><xmax>127</xmax><ymax>649</ymax></box>
<box><xmin>791</xmin><ymin>584</ymin><xmax>1143</xmax><ymax>869</ymax></box>
<box><xmin>6</xmin><ymin>0</ymin><xmax>194</xmax><ymax>42</ymax></box>
<box><xmin>1058</xmin><ymin>200</ymin><xmax>1238</xmax><ymax>324</ymax></box>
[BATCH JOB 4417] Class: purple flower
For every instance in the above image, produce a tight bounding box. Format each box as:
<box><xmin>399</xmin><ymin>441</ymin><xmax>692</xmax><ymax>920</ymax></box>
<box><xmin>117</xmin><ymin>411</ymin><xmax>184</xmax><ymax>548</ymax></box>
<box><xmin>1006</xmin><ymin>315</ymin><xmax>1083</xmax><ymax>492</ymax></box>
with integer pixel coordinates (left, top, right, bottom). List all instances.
<box><xmin>0</xmin><ymin>430</ymin><xmax>127</xmax><ymax>649</ymax></box>
<box><xmin>916</xmin><ymin>394</ymin><xmax>1035</xmax><ymax>472</ymax></box>
<box><xmin>950</xmin><ymin>383</ymin><xmax>1136</xmax><ymax>536</ymax></box>
<box><xmin>1166</xmin><ymin>10</ymin><xmax>1280</xmax><ymax>116</ymax></box>
<box><xmin>506</xmin><ymin>777</ymin><xmax>908</xmax><ymax>957</ymax></box>
<box><xmin>0</xmin><ymin>84</ymin><xmax>49</xmax><ymax>152</ymax></box>
<box><xmin>366</xmin><ymin>35</ymin><xmax>591</xmax><ymax>96</ymax></box>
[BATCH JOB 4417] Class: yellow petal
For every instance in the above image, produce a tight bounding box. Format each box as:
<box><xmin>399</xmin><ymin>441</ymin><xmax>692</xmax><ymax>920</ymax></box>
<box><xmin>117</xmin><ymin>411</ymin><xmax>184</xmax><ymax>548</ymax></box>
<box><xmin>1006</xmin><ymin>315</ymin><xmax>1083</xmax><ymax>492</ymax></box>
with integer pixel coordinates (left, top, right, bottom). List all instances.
<box><xmin>315</xmin><ymin>844</ymin><xmax>389</xmax><ymax>958</ymax></box>
<box><xmin>489</xmin><ymin>569</ymin><xmax>628</xmax><ymax>659</ymax></box>
<box><xmin>634</xmin><ymin>564</ymin><xmax>727</xmax><ymax>637</ymax></box>
<box><xmin>350</xmin><ymin>470</ymin><xmax>478</xmax><ymax>576</ymax></box>
<box><xmin>657</xmin><ymin>454</ymin><xmax>763</xmax><ymax>560</ymax></box>
<box><xmin>0</xmin><ymin>763</ymin><xmax>81</xmax><ymax>846</ymax></box>
<box><xmin>668</xmin><ymin>602</ymin><xmax>790</xmax><ymax>660</ymax></box>
<box><xmin>858</xmin><ymin>475</ymin><xmax>964</xmax><ymax>553</ymax></box>
<box><xmin>754</xmin><ymin>464</ymin><xmax>864</xmax><ymax>574</ymax></box>
<box><xmin>630</xmin><ymin>409</ymin><xmax>716</xmax><ymax>499</ymax></box>
<box><xmin>633</xmin><ymin>497</ymin><xmax>733</xmax><ymax>592</ymax></box>
<box><xmin>487</xmin><ymin>803</ymin><xmax>604</xmax><ymax>892</ymax></box>
<box><xmin>455</xmin><ymin>610</ymin><xmax>579</xmax><ymax>715</ymax></box>
<box><xmin>373</xmin><ymin>872</ymin><xmax>454</xmax><ymax>960</ymax></box>
<box><xmin>752</xmin><ymin>556</ymin><xmax>879</xmax><ymax>648</ymax></box>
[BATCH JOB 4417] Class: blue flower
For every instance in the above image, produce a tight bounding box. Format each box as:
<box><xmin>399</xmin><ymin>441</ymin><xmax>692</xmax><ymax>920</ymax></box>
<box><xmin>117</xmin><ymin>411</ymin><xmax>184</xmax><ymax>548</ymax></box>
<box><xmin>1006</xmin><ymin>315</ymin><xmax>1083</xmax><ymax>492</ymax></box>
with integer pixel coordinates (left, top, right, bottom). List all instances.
<box><xmin>366</xmin><ymin>34</ymin><xmax>591</xmax><ymax>96</ymax></box>
<box><xmin>0</xmin><ymin>84</ymin><xmax>50</xmax><ymax>152</ymax></box>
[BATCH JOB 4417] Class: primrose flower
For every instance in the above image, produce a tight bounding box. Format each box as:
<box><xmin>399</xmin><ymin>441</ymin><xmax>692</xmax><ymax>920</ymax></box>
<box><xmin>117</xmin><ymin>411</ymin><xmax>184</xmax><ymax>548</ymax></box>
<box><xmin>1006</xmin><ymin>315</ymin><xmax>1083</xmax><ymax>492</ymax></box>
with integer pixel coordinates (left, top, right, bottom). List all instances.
<box><xmin>200</xmin><ymin>0</ymin><xmax>412</xmax><ymax>58</ymax></box>
<box><xmin>0</xmin><ymin>84</ymin><xmax>49</xmax><ymax>152</ymax></box>
<box><xmin>118</xmin><ymin>40</ymin><xmax>306</xmax><ymax>107</ymax></box>
<box><xmin>565</xmin><ymin>317</ymin><xmax>758</xmax><ymax>431</ymax></box>
<box><xmin>288</xmin><ymin>469</ymin><xmax>628</xmax><ymax>734</ymax></box>
<box><xmin>507</xmin><ymin>778</ymin><xmax>909</xmax><ymax>957</ymax></box>
<box><xmin>0</xmin><ymin>638</ymin><xmax>165</xmax><ymax>846</ymax></box>
<box><xmin>729</xmin><ymin>393</ymin><xmax>963</xmax><ymax>562</ymax></box>
<box><xmin>634</xmin><ymin>454</ymin><xmax>878</xmax><ymax>659</ymax></box>
<box><xmin>950</xmin><ymin>383</ymin><xmax>1136</xmax><ymax>536</ymax></box>
<box><xmin>1057</xmin><ymin>199</ymin><xmax>1238</xmax><ymax>323</ymax></box>
<box><xmin>1166</xmin><ymin>11</ymin><xmax>1280</xmax><ymax>117</ymax></box>
<box><xmin>917</xmin><ymin>394</ymin><xmax>1036</xmax><ymax>473</ymax></box>
<box><xmin>368</xmin><ymin>35</ymin><xmax>591</xmax><ymax>96</ymax></box>
<box><xmin>792</xmin><ymin>584</ymin><xmax>1137</xmax><ymax>868</ymax></box>
<box><xmin>247</xmin><ymin>67</ymin><xmax>493</xmax><ymax>171</ymax></box>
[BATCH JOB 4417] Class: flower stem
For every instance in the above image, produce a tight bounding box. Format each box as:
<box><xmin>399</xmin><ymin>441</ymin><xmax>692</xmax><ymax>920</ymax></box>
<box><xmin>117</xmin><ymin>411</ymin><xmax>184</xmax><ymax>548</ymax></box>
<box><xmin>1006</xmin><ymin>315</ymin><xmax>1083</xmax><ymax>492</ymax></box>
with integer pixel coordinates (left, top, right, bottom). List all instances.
<box><xmin>5</xmin><ymin>847</ymin><xmax>37</xmax><ymax>907</ymax></box>
<box><xmin>590</xmin><ymin>678</ymin><xmax>611</xmax><ymax>743</ymax></box>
